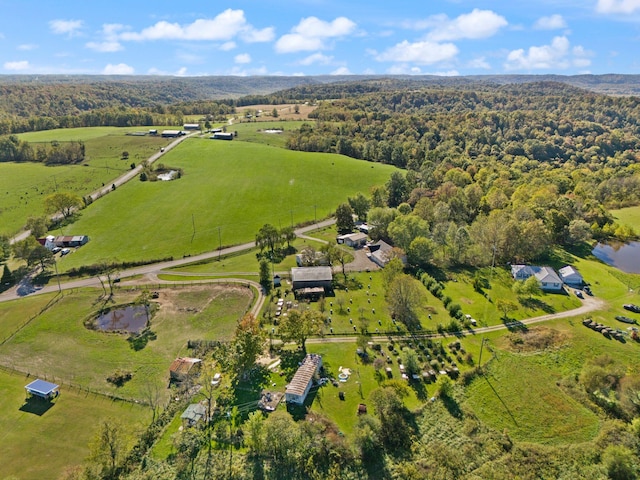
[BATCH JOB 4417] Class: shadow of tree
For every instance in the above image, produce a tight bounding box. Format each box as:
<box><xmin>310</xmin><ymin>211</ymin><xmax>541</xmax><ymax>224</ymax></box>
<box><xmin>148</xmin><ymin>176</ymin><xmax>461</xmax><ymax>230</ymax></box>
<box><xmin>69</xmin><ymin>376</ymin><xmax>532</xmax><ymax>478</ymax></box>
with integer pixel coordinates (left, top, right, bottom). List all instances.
<box><xmin>441</xmin><ymin>394</ymin><xmax>463</xmax><ymax>419</ymax></box>
<box><xmin>277</xmin><ymin>348</ymin><xmax>306</xmax><ymax>381</ymax></box>
<box><xmin>518</xmin><ymin>297</ymin><xmax>555</xmax><ymax>313</ymax></box>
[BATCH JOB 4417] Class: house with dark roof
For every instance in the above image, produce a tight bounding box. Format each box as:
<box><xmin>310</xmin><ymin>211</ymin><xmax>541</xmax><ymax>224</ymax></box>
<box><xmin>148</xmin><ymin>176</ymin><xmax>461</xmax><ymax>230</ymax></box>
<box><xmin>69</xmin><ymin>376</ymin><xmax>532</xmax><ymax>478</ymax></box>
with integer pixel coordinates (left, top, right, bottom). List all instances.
<box><xmin>285</xmin><ymin>354</ymin><xmax>322</xmax><ymax>405</ymax></box>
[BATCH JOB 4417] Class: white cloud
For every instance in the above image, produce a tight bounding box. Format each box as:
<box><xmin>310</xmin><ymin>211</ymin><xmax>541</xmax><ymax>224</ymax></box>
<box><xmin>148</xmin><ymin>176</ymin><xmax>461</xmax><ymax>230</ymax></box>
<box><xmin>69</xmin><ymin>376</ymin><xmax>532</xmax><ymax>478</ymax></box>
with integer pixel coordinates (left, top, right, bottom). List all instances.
<box><xmin>102</xmin><ymin>63</ymin><xmax>134</xmax><ymax>75</ymax></box>
<box><xmin>468</xmin><ymin>56</ymin><xmax>491</xmax><ymax>69</ymax></box>
<box><xmin>49</xmin><ymin>19</ymin><xmax>83</xmax><ymax>36</ymax></box>
<box><xmin>176</xmin><ymin>67</ymin><xmax>188</xmax><ymax>76</ymax></box>
<box><xmin>505</xmin><ymin>36</ymin><xmax>591</xmax><ymax>70</ymax></box>
<box><xmin>17</xmin><ymin>44</ymin><xmax>38</xmax><ymax>51</ymax></box>
<box><xmin>220</xmin><ymin>41</ymin><xmax>236</xmax><ymax>51</ymax></box>
<box><xmin>119</xmin><ymin>9</ymin><xmax>272</xmax><ymax>43</ymax></box>
<box><xmin>596</xmin><ymin>0</ymin><xmax>640</xmax><ymax>13</ymax></box>
<box><xmin>331</xmin><ymin>66</ymin><xmax>352</xmax><ymax>75</ymax></box>
<box><xmin>376</xmin><ymin>40</ymin><xmax>458</xmax><ymax>65</ymax></box>
<box><xmin>235</xmin><ymin>53</ymin><xmax>251</xmax><ymax>64</ymax></box>
<box><xmin>243</xmin><ymin>27</ymin><xmax>275</xmax><ymax>43</ymax></box>
<box><xmin>426</xmin><ymin>9</ymin><xmax>508</xmax><ymax>41</ymax></box>
<box><xmin>275</xmin><ymin>16</ymin><xmax>357</xmax><ymax>53</ymax></box>
<box><xmin>299</xmin><ymin>52</ymin><xmax>333</xmax><ymax>65</ymax></box>
<box><xmin>4</xmin><ymin>60</ymin><xmax>30</xmax><ymax>71</ymax></box>
<box><xmin>86</xmin><ymin>41</ymin><xmax>123</xmax><ymax>52</ymax></box>
<box><xmin>534</xmin><ymin>14</ymin><xmax>567</xmax><ymax>30</ymax></box>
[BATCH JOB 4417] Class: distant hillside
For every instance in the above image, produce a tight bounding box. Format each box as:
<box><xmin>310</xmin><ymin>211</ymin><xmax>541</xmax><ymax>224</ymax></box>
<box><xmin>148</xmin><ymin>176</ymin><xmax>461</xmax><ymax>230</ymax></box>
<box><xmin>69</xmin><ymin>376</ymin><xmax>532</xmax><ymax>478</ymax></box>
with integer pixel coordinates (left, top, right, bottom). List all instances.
<box><xmin>0</xmin><ymin>74</ymin><xmax>638</xmax><ymax>134</ymax></box>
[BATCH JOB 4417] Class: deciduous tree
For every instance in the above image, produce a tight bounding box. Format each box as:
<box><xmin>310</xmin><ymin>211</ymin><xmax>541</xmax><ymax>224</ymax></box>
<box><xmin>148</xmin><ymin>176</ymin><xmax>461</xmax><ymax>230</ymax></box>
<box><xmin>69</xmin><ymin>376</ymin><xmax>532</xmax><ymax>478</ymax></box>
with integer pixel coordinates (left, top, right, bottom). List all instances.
<box><xmin>278</xmin><ymin>309</ymin><xmax>324</xmax><ymax>351</ymax></box>
<box><xmin>44</xmin><ymin>191</ymin><xmax>82</xmax><ymax>219</ymax></box>
<box><xmin>335</xmin><ymin>203</ymin><xmax>354</xmax><ymax>234</ymax></box>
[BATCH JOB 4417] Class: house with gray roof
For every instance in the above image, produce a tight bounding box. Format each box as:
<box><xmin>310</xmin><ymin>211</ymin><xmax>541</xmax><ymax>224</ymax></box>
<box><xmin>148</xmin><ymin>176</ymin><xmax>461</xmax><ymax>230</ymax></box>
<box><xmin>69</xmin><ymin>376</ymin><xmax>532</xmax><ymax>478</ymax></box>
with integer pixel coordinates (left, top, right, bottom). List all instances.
<box><xmin>511</xmin><ymin>264</ymin><xmax>564</xmax><ymax>292</ymax></box>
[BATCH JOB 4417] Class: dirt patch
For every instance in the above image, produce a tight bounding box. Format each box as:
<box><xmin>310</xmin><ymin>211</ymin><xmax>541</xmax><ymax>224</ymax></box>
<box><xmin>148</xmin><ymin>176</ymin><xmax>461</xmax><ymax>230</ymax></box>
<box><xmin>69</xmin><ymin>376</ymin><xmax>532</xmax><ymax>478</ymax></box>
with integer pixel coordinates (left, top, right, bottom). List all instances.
<box><xmin>503</xmin><ymin>326</ymin><xmax>570</xmax><ymax>353</ymax></box>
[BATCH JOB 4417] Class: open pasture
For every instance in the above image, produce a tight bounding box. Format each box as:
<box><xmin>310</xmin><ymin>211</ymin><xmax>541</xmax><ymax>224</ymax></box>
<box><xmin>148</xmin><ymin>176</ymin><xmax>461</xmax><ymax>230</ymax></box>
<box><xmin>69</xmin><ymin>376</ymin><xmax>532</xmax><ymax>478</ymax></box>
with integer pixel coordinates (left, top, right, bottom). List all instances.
<box><xmin>611</xmin><ymin>205</ymin><xmax>640</xmax><ymax>232</ymax></box>
<box><xmin>0</xmin><ymin>369</ymin><xmax>150</xmax><ymax>480</ymax></box>
<box><xmin>0</xmin><ymin>284</ymin><xmax>253</xmax><ymax>400</ymax></box>
<box><xmin>1</xmin><ymin>127</ymin><xmax>173</xmax><ymax>236</ymax></box>
<box><xmin>55</xmin><ymin>137</ymin><xmax>396</xmax><ymax>270</ymax></box>
<box><xmin>232</xmin><ymin>120</ymin><xmax>307</xmax><ymax>148</ymax></box>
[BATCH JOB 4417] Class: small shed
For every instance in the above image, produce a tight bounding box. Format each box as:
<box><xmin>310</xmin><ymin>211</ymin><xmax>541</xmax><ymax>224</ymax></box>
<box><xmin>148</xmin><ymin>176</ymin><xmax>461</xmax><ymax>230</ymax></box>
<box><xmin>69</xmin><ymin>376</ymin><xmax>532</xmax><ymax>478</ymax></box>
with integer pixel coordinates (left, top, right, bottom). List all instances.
<box><xmin>183</xmin><ymin>123</ymin><xmax>200</xmax><ymax>130</ymax></box>
<box><xmin>559</xmin><ymin>266</ymin><xmax>583</xmax><ymax>287</ymax></box>
<box><xmin>25</xmin><ymin>379</ymin><xmax>59</xmax><ymax>400</ymax></box>
<box><xmin>357</xmin><ymin>403</ymin><xmax>367</xmax><ymax>415</ymax></box>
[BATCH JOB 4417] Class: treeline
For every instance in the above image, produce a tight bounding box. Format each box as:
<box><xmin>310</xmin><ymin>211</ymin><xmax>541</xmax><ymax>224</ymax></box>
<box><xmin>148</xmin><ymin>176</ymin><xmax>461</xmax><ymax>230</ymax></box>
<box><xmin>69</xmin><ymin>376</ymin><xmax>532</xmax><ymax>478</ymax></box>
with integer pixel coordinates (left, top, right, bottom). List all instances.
<box><xmin>0</xmin><ymin>135</ymin><xmax>85</xmax><ymax>165</ymax></box>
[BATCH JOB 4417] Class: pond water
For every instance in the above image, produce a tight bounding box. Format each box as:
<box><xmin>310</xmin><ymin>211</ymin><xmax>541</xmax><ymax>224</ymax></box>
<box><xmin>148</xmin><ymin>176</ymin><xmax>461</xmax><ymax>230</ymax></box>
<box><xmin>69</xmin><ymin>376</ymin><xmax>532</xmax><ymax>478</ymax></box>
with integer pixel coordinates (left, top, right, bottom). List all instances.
<box><xmin>96</xmin><ymin>305</ymin><xmax>148</xmax><ymax>333</ymax></box>
<box><xmin>592</xmin><ymin>241</ymin><xmax>640</xmax><ymax>274</ymax></box>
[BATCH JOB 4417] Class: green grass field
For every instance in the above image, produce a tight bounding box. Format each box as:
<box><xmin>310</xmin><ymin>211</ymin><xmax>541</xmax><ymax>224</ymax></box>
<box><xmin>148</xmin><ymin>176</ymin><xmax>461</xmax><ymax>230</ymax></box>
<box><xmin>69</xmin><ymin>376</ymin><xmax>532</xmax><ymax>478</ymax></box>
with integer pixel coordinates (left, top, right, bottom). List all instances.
<box><xmin>611</xmin><ymin>205</ymin><xmax>640</xmax><ymax>232</ymax></box>
<box><xmin>1</xmin><ymin>127</ymin><xmax>175</xmax><ymax>236</ymax></box>
<box><xmin>0</xmin><ymin>369</ymin><xmax>150</xmax><ymax>480</ymax></box>
<box><xmin>232</xmin><ymin>120</ymin><xmax>307</xmax><ymax>148</ymax></box>
<box><xmin>55</xmin><ymin>137</ymin><xmax>396</xmax><ymax>270</ymax></box>
<box><xmin>0</xmin><ymin>284</ymin><xmax>253</xmax><ymax>400</ymax></box>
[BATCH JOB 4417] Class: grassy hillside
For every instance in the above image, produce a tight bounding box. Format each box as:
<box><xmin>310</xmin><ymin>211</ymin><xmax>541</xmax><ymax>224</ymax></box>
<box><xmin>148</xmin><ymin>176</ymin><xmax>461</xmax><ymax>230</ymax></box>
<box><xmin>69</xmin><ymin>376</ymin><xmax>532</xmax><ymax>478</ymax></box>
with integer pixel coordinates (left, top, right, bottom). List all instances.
<box><xmin>1</xmin><ymin>127</ymin><xmax>172</xmax><ymax>236</ymax></box>
<box><xmin>0</xmin><ymin>369</ymin><xmax>149</xmax><ymax>480</ymax></box>
<box><xmin>56</xmin><ymin>138</ymin><xmax>397</xmax><ymax>269</ymax></box>
<box><xmin>611</xmin><ymin>205</ymin><xmax>640</xmax><ymax>233</ymax></box>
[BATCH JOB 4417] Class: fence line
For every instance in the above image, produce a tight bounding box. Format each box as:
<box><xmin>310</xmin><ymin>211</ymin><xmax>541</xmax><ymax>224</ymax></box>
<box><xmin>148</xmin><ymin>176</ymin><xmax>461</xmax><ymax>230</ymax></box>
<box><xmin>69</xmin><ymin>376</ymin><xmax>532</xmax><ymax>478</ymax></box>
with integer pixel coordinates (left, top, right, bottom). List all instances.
<box><xmin>0</xmin><ymin>362</ymin><xmax>150</xmax><ymax>407</ymax></box>
<box><xmin>0</xmin><ymin>291</ymin><xmax>64</xmax><ymax>347</ymax></box>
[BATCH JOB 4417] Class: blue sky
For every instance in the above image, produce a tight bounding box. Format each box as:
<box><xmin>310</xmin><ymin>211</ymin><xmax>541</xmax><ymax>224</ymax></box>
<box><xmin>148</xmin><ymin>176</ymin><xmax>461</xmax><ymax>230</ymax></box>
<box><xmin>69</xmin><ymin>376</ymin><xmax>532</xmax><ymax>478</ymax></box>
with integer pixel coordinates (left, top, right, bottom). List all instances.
<box><xmin>1</xmin><ymin>0</ymin><xmax>639</xmax><ymax>76</ymax></box>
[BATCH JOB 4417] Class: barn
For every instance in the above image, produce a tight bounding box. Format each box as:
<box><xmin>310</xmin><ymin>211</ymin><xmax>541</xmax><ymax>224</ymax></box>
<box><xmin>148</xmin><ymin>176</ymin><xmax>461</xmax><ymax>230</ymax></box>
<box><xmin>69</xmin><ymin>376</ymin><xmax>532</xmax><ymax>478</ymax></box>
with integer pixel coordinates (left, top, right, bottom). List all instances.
<box><xmin>291</xmin><ymin>267</ymin><xmax>332</xmax><ymax>295</ymax></box>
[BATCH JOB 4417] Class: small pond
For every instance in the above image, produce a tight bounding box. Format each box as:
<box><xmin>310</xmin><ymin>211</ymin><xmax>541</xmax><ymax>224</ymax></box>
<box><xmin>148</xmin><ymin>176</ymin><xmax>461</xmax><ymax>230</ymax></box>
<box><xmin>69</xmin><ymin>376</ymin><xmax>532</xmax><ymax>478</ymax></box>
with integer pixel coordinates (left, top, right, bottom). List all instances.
<box><xmin>96</xmin><ymin>305</ymin><xmax>148</xmax><ymax>333</ymax></box>
<box><xmin>592</xmin><ymin>241</ymin><xmax>640</xmax><ymax>274</ymax></box>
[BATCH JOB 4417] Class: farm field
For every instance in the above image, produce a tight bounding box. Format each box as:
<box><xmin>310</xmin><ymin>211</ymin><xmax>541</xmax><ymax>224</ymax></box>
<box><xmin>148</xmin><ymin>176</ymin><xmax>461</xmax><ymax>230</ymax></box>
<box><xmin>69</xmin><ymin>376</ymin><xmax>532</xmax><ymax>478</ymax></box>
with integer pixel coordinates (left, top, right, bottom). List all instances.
<box><xmin>0</xmin><ymin>284</ymin><xmax>253</xmax><ymax>400</ymax></box>
<box><xmin>55</xmin><ymin>137</ymin><xmax>396</xmax><ymax>270</ymax></box>
<box><xmin>0</xmin><ymin>369</ymin><xmax>150</xmax><ymax>480</ymax></box>
<box><xmin>232</xmin><ymin>120</ymin><xmax>308</xmax><ymax>148</ymax></box>
<box><xmin>1</xmin><ymin>127</ymin><xmax>174</xmax><ymax>236</ymax></box>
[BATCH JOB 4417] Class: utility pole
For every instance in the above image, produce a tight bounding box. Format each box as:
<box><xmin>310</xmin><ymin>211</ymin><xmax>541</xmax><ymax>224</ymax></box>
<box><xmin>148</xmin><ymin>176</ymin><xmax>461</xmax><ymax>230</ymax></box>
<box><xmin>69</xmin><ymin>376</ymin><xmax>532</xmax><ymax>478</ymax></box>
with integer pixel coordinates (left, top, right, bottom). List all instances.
<box><xmin>290</xmin><ymin>210</ymin><xmax>293</xmax><ymax>228</ymax></box>
<box><xmin>314</xmin><ymin>204</ymin><xmax>317</xmax><ymax>226</ymax></box>
<box><xmin>218</xmin><ymin>226</ymin><xmax>222</xmax><ymax>261</ymax></box>
<box><xmin>54</xmin><ymin>258</ymin><xmax>62</xmax><ymax>294</ymax></box>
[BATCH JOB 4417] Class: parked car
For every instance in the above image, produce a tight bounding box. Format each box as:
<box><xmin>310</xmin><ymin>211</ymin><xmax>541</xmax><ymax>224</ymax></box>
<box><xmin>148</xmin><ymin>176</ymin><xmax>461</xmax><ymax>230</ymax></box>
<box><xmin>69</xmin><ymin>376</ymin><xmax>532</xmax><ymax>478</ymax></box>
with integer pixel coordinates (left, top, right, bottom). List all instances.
<box><xmin>574</xmin><ymin>289</ymin><xmax>583</xmax><ymax>298</ymax></box>
<box><xmin>60</xmin><ymin>248</ymin><xmax>70</xmax><ymax>256</ymax></box>
<box><xmin>583</xmin><ymin>285</ymin><xmax>592</xmax><ymax>295</ymax></box>
<box><xmin>623</xmin><ymin>304</ymin><xmax>640</xmax><ymax>313</ymax></box>
<box><xmin>51</xmin><ymin>247</ymin><xmax>61</xmax><ymax>254</ymax></box>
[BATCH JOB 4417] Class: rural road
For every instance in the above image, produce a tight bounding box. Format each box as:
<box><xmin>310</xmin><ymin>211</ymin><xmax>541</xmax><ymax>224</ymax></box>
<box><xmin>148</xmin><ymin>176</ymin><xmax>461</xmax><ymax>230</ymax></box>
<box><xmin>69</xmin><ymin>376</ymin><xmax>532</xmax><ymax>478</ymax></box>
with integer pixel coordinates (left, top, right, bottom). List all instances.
<box><xmin>306</xmin><ymin>295</ymin><xmax>608</xmax><ymax>344</ymax></box>
<box><xmin>0</xmin><ymin>219</ymin><xmax>337</xmax><ymax>303</ymax></box>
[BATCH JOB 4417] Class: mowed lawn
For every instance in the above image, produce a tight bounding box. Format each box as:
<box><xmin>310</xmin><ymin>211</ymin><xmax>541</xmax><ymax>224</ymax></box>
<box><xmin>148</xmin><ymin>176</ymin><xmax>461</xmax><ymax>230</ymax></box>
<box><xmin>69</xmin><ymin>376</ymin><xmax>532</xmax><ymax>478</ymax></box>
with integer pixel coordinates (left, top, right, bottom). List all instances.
<box><xmin>57</xmin><ymin>138</ymin><xmax>397</xmax><ymax>269</ymax></box>
<box><xmin>1</xmin><ymin>127</ymin><xmax>173</xmax><ymax>236</ymax></box>
<box><xmin>0</xmin><ymin>369</ymin><xmax>150</xmax><ymax>480</ymax></box>
<box><xmin>0</xmin><ymin>285</ymin><xmax>253</xmax><ymax>400</ymax></box>
<box><xmin>611</xmin><ymin>205</ymin><xmax>640</xmax><ymax>232</ymax></box>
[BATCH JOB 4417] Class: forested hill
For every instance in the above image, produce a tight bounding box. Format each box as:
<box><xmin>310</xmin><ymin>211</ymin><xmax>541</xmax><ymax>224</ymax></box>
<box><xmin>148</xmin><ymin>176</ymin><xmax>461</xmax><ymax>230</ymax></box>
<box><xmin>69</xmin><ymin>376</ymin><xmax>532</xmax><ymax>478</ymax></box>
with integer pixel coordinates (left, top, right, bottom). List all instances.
<box><xmin>0</xmin><ymin>74</ymin><xmax>639</xmax><ymax>120</ymax></box>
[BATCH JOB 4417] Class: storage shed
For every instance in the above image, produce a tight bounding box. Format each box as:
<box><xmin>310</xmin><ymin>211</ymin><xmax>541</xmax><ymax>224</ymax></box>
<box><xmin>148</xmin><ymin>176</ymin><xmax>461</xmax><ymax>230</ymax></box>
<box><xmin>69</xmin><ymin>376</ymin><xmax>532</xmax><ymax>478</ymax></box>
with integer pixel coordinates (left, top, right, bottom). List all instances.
<box><xmin>285</xmin><ymin>354</ymin><xmax>322</xmax><ymax>405</ymax></box>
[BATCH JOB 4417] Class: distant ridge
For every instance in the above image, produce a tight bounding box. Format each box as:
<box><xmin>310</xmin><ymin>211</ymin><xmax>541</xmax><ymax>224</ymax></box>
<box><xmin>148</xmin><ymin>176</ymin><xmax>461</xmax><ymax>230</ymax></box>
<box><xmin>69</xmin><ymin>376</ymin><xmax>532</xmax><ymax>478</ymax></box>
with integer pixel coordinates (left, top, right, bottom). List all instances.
<box><xmin>0</xmin><ymin>73</ymin><xmax>639</xmax><ymax>97</ymax></box>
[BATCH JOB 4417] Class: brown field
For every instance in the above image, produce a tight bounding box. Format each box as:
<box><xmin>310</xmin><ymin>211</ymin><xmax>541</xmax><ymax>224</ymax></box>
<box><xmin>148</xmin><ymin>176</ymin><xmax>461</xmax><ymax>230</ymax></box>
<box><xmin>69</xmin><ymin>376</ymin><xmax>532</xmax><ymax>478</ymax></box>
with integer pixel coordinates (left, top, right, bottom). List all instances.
<box><xmin>235</xmin><ymin>103</ymin><xmax>317</xmax><ymax>121</ymax></box>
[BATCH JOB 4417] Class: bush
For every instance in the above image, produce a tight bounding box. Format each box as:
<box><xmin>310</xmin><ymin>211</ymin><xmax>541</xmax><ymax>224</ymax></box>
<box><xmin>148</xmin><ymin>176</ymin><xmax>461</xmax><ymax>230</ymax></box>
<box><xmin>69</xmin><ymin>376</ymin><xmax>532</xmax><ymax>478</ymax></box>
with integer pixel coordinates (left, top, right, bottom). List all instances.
<box><xmin>107</xmin><ymin>369</ymin><xmax>132</xmax><ymax>387</ymax></box>
<box><xmin>448</xmin><ymin>303</ymin><xmax>462</xmax><ymax>318</ymax></box>
<box><xmin>442</xmin><ymin>295</ymin><xmax>452</xmax><ymax>308</ymax></box>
